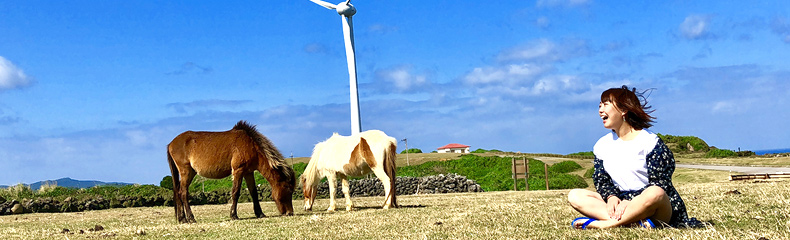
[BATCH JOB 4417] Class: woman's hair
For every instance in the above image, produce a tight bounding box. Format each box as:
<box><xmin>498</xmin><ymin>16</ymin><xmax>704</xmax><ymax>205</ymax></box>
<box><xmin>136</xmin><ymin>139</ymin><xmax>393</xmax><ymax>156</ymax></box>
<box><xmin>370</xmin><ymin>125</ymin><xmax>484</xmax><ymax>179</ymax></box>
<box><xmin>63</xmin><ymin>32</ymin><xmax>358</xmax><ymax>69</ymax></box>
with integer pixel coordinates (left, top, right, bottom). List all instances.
<box><xmin>601</xmin><ymin>85</ymin><xmax>655</xmax><ymax>130</ymax></box>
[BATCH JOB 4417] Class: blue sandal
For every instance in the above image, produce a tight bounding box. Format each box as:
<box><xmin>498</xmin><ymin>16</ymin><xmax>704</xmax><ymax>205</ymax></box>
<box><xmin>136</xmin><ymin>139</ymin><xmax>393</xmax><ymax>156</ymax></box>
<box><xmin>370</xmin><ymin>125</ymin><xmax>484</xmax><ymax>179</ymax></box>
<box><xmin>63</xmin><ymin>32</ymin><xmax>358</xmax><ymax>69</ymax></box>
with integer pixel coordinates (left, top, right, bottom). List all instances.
<box><xmin>571</xmin><ymin>217</ymin><xmax>597</xmax><ymax>229</ymax></box>
<box><xmin>639</xmin><ymin>218</ymin><xmax>655</xmax><ymax>228</ymax></box>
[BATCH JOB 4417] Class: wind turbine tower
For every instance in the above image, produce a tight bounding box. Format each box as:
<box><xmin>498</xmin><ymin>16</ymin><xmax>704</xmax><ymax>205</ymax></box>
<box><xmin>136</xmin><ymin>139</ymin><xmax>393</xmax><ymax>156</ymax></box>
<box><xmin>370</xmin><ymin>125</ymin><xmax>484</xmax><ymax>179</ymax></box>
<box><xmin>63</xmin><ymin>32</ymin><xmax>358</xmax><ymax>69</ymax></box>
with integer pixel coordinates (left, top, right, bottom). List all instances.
<box><xmin>309</xmin><ymin>0</ymin><xmax>362</xmax><ymax>135</ymax></box>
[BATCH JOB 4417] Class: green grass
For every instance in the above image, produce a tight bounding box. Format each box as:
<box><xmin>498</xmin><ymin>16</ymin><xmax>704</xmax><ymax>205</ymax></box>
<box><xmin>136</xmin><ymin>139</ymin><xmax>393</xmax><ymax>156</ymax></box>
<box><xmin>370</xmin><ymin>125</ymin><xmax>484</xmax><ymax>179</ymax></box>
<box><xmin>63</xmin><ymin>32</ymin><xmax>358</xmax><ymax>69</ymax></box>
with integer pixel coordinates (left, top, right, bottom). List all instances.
<box><xmin>657</xmin><ymin>133</ymin><xmax>710</xmax><ymax>153</ymax></box>
<box><xmin>397</xmin><ymin>154</ymin><xmax>587</xmax><ymax>191</ymax></box>
<box><xmin>704</xmin><ymin>148</ymin><xmax>738</xmax><ymax>158</ymax></box>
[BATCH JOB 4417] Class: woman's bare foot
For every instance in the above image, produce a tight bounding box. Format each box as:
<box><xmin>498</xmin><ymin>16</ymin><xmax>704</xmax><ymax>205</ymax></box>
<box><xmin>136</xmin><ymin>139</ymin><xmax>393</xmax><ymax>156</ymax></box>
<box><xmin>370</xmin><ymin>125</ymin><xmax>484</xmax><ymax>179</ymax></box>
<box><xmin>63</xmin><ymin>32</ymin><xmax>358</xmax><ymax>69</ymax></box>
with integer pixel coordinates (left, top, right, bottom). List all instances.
<box><xmin>580</xmin><ymin>219</ymin><xmax>619</xmax><ymax>229</ymax></box>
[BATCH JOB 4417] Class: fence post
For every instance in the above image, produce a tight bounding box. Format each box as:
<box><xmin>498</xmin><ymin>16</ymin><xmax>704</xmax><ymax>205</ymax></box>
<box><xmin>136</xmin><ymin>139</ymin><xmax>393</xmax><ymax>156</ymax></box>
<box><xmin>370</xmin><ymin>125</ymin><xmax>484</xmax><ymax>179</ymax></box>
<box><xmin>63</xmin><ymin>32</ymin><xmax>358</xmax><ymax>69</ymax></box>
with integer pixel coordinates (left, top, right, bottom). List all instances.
<box><xmin>523</xmin><ymin>157</ymin><xmax>529</xmax><ymax>191</ymax></box>
<box><xmin>512</xmin><ymin>157</ymin><xmax>517</xmax><ymax>191</ymax></box>
<box><xmin>544</xmin><ymin>163</ymin><xmax>549</xmax><ymax>190</ymax></box>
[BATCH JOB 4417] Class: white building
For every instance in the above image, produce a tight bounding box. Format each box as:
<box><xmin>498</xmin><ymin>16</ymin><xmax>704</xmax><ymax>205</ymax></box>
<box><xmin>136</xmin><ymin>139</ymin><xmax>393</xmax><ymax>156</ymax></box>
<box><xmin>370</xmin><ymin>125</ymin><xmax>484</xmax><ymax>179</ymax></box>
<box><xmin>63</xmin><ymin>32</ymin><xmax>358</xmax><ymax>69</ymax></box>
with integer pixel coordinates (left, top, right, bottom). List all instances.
<box><xmin>437</xmin><ymin>143</ymin><xmax>470</xmax><ymax>153</ymax></box>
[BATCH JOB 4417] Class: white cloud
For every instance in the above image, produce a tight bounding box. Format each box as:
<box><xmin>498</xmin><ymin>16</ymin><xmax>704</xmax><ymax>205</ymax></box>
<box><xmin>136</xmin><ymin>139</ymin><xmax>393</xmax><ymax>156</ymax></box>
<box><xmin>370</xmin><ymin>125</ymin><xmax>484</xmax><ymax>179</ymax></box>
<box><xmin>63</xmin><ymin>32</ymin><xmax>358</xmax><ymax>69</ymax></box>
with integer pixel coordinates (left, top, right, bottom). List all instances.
<box><xmin>497</xmin><ymin>39</ymin><xmax>557</xmax><ymax>62</ymax></box>
<box><xmin>380</xmin><ymin>67</ymin><xmax>426</xmax><ymax>91</ymax></box>
<box><xmin>166</xmin><ymin>99</ymin><xmax>252</xmax><ymax>114</ymax></box>
<box><xmin>370</xmin><ymin>65</ymin><xmax>431</xmax><ymax>93</ymax></box>
<box><xmin>536</xmin><ymin>16</ymin><xmax>550</xmax><ymax>29</ymax></box>
<box><xmin>497</xmin><ymin>38</ymin><xmax>589</xmax><ymax>63</ymax></box>
<box><xmin>368</xmin><ymin>24</ymin><xmax>399</xmax><ymax>34</ymax></box>
<box><xmin>0</xmin><ymin>56</ymin><xmax>33</xmax><ymax>90</ymax></box>
<box><xmin>463</xmin><ymin>63</ymin><xmax>550</xmax><ymax>86</ymax></box>
<box><xmin>680</xmin><ymin>15</ymin><xmax>711</xmax><ymax>40</ymax></box>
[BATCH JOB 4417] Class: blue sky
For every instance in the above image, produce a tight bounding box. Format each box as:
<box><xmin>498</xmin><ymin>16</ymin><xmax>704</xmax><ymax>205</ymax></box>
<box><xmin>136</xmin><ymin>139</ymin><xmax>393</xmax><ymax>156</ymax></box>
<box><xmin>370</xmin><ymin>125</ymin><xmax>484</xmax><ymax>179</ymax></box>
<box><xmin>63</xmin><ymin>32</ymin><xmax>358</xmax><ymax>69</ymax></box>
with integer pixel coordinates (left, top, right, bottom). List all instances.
<box><xmin>1</xmin><ymin>0</ymin><xmax>789</xmax><ymax>185</ymax></box>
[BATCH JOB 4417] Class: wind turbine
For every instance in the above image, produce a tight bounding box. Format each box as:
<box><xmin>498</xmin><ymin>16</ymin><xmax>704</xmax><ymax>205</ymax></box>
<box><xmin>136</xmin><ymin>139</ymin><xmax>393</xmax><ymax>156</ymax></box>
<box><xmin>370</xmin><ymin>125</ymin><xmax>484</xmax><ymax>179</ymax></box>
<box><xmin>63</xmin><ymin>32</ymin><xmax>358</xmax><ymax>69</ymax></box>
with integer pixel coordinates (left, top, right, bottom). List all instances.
<box><xmin>309</xmin><ymin>0</ymin><xmax>362</xmax><ymax>135</ymax></box>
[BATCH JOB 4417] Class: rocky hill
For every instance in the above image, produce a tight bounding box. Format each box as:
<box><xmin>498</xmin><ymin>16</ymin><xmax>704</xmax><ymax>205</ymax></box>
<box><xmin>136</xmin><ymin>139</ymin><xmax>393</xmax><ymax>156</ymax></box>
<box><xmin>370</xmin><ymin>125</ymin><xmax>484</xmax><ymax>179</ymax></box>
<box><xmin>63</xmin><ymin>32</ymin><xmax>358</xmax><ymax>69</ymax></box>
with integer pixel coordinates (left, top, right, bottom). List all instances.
<box><xmin>2</xmin><ymin>178</ymin><xmax>133</xmax><ymax>190</ymax></box>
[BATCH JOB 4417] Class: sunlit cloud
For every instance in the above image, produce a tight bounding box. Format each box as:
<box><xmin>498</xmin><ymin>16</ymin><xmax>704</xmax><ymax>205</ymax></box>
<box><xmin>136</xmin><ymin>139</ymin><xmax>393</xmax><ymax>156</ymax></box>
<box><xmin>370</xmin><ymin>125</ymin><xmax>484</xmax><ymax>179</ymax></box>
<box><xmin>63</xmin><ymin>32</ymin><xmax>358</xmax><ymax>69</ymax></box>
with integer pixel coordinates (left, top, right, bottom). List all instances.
<box><xmin>680</xmin><ymin>15</ymin><xmax>712</xmax><ymax>40</ymax></box>
<box><xmin>0</xmin><ymin>56</ymin><xmax>33</xmax><ymax>90</ymax></box>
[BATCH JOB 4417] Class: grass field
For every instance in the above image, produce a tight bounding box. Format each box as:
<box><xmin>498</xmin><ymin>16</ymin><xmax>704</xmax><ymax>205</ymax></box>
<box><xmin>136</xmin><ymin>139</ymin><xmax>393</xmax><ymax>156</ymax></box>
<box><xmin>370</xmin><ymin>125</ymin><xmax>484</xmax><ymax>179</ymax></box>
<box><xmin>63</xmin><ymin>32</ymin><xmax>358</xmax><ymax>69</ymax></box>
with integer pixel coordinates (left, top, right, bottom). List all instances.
<box><xmin>2</xmin><ymin>162</ymin><xmax>789</xmax><ymax>239</ymax></box>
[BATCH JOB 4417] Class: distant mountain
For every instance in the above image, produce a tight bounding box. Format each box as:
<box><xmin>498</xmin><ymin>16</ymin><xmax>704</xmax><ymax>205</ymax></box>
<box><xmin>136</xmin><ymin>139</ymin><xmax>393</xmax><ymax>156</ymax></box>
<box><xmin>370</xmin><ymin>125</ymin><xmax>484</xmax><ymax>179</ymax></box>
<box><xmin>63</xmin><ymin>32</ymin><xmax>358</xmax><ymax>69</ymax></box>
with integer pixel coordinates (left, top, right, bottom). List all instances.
<box><xmin>15</xmin><ymin>178</ymin><xmax>134</xmax><ymax>190</ymax></box>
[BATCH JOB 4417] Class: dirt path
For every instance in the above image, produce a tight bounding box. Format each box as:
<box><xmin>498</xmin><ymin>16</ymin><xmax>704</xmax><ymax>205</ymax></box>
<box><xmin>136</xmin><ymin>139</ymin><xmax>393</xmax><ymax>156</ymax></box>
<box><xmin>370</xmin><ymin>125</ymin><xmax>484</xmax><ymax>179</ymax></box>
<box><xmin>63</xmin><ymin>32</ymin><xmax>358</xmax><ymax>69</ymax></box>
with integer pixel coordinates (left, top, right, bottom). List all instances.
<box><xmin>533</xmin><ymin>156</ymin><xmax>790</xmax><ymax>174</ymax></box>
<box><xmin>676</xmin><ymin>164</ymin><xmax>790</xmax><ymax>174</ymax></box>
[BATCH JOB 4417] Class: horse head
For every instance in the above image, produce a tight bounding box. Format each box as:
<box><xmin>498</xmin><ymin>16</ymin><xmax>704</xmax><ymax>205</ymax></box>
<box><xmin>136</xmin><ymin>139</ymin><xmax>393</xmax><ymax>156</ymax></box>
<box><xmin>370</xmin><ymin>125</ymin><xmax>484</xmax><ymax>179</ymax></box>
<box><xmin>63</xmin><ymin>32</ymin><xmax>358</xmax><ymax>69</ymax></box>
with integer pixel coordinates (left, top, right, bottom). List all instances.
<box><xmin>300</xmin><ymin>175</ymin><xmax>318</xmax><ymax>211</ymax></box>
<box><xmin>271</xmin><ymin>167</ymin><xmax>296</xmax><ymax>216</ymax></box>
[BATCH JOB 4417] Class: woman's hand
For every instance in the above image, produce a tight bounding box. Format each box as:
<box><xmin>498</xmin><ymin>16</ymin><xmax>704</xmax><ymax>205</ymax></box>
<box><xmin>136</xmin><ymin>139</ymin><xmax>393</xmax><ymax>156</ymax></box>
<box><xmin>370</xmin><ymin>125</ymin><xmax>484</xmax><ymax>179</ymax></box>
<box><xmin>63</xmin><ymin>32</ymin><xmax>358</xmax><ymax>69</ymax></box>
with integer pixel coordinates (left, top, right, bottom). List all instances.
<box><xmin>606</xmin><ymin>196</ymin><xmax>620</xmax><ymax>219</ymax></box>
<box><xmin>612</xmin><ymin>200</ymin><xmax>631</xmax><ymax>220</ymax></box>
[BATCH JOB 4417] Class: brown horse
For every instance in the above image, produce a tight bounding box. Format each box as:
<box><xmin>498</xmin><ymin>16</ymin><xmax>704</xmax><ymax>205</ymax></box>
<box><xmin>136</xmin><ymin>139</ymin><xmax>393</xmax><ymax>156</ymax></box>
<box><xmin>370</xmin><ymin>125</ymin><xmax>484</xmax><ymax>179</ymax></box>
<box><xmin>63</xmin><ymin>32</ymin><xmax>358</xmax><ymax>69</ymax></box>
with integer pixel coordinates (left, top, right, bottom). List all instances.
<box><xmin>167</xmin><ymin>120</ymin><xmax>295</xmax><ymax>223</ymax></box>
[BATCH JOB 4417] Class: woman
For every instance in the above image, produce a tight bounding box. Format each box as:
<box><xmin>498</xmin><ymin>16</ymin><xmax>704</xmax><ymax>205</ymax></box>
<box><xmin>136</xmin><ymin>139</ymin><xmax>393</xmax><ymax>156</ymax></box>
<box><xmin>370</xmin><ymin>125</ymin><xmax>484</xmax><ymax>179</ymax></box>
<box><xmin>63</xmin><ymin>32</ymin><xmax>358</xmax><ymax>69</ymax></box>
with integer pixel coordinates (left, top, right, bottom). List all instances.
<box><xmin>567</xmin><ymin>86</ymin><xmax>704</xmax><ymax>229</ymax></box>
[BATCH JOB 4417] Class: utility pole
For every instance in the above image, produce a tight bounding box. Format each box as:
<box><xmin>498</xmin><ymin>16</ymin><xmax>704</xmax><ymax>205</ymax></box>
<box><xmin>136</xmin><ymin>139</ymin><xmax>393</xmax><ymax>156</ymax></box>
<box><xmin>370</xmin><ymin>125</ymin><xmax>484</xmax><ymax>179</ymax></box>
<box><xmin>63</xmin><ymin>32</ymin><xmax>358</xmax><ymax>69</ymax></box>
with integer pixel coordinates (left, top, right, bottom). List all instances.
<box><xmin>401</xmin><ymin>138</ymin><xmax>410</xmax><ymax>166</ymax></box>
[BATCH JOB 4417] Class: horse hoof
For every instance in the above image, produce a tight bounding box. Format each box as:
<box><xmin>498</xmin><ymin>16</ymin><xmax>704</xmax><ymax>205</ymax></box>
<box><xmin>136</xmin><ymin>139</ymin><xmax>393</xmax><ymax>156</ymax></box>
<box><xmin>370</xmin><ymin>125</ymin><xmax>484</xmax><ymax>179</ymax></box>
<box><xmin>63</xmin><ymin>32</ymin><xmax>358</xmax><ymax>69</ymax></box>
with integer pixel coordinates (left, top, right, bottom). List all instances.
<box><xmin>256</xmin><ymin>214</ymin><xmax>266</xmax><ymax>218</ymax></box>
<box><xmin>346</xmin><ymin>207</ymin><xmax>353</xmax><ymax>211</ymax></box>
<box><xmin>230</xmin><ymin>215</ymin><xmax>239</xmax><ymax>220</ymax></box>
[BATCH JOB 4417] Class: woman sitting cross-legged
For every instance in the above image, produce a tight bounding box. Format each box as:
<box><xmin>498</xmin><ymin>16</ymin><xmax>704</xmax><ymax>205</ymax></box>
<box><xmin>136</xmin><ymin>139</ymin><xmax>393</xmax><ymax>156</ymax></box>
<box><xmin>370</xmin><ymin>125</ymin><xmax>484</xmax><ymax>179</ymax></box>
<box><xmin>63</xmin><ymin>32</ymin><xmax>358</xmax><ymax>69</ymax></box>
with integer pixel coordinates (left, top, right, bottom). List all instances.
<box><xmin>567</xmin><ymin>85</ymin><xmax>705</xmax><ymax>229</ymax></box>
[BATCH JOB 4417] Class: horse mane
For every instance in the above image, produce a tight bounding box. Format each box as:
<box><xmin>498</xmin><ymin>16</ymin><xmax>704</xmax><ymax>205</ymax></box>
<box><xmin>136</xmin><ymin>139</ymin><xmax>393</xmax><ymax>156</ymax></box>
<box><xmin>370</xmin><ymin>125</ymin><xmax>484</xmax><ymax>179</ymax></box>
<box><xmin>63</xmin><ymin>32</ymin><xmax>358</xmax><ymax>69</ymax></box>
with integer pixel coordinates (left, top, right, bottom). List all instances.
<box><xmin>233</xmin><ymin>120</ymin><xmax>293</xmax><ymax>178</ymax></box>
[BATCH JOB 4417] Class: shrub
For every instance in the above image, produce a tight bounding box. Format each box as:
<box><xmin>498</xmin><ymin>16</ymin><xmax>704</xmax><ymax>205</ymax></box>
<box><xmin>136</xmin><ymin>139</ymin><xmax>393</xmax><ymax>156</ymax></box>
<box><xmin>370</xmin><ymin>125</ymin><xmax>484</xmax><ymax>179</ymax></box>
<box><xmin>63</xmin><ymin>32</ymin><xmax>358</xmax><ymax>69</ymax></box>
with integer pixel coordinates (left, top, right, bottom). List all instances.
<box><xmin>736</xmin><ymin>151</ymin><xmax>755</xmax><ymax>157</ymax></box>
<box><xmin>471</xmin><ymin>149</ymin><xmax>503</xmax><ymax>153</ymax></box>
<box><xmin>548</xmin><ymin>161</ymin><xmax>582</xmax><ymax>174</ymax></box>
<box><xmin>705</xmin><ymin>148</ymin><xmax>737</xmax><ymax>158</ymax></box>
<box><xmin>1</xmin><ymin>184</ymin><xmax>34</xmax><ymax>200</ymax></box>
<box><xmin>397</xmin><ymin>154</ymin><xmax>587</xmax><ymax>191</ymax></box>
<box><xmin>657</xmin><ymin>133</ymin><xmax>710</xmax><ymax>153</ymax></box>
<box><xmin>567</xmin><ymin>151</ymin><xmax>594</xmax><ymax>157</ymax></box>
<box><xmin>583</xmin><ymin>168</ymin><xmax>594</xmax><ymax>178</ymax></box>
<box><xmin>160</xmin><ymin>176</ymin><xmax>173</xmax><ymax>190</ymax></box>
<box><xmin>400</xmin><ymin>148</ymin><xmax>423</xmax><ymax>154</ymax></box>
<box><xmin>548</xmin><ymin>174</ymin><xmax>588</xmax><ymax>190</ymax></box>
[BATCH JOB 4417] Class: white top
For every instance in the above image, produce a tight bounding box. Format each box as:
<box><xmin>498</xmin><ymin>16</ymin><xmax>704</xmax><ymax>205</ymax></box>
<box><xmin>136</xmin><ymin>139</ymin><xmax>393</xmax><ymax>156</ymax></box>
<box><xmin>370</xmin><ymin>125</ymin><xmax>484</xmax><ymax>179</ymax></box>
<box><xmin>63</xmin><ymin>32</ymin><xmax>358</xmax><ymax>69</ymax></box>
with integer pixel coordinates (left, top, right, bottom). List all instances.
<box><xmin>593</xmin><ymin>129</ymin><xmax>659</xmax><ymax>191</ymax></box>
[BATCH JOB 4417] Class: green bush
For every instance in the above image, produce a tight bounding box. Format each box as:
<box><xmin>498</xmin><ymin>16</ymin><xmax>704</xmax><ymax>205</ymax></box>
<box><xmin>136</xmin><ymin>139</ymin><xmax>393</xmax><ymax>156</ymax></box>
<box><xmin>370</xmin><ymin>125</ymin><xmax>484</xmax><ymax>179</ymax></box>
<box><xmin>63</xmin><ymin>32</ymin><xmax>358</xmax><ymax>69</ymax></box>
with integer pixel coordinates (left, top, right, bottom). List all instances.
<box><xmin>548</xmin><ymin>161</ymin><xmax>582</xmax><ymax>174</ymax></box>
<box><xmin>401</xmin><ymin>148</ymin><xmax>423</xmax><ymax>154</ymax></box>
<box><xmin>160</xmin><ymin>176</ymin><xmax>173</xmax><ymax>190</ymax></box>
<box><xmin>471</xmin><ymin>149</ymin><xmax>503</xmax><ymax>153</ymax></box>
<box><xmin>657</xmin><ymin>133</ymin><xmax>710</xmax><ymax>153</ymax></box>
<box><xmin>397</xmin><ymin>154</ymin><xmax>587</xmax><ymax>191</ymax></box>
<box><xmin>705</xmin><ymin>148</ymin><xmax>737</xmax><ymax>158</ymax></box>
<box><xmin>583</xmin><ymin>168</ymin><xmax>594</xmax><ymax>178</ymax></box>
<box><xmin>548</xmin><ymin>174</ymin><xmax>588</xmax><ymax>190</ymax></box>
<box><xmin>737</xmin><ymin>151</ymin><xmax>755</xmax><ymax>157</ymax></box>
<box><xmin>567</xmin><ymin>151</ymin><xmax>594</xmax><ymax>157</ymax></box>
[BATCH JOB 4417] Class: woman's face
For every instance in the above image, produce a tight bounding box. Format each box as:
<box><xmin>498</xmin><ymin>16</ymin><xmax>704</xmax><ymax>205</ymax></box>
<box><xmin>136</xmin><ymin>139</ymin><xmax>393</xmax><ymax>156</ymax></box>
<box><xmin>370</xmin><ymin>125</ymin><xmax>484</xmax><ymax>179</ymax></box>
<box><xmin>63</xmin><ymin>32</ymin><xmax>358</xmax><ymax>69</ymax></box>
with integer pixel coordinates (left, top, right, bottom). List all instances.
<box><xmin>599</xmin><ymin>100</ymin><xmax>624</xmax><ymax>130</ymax></box>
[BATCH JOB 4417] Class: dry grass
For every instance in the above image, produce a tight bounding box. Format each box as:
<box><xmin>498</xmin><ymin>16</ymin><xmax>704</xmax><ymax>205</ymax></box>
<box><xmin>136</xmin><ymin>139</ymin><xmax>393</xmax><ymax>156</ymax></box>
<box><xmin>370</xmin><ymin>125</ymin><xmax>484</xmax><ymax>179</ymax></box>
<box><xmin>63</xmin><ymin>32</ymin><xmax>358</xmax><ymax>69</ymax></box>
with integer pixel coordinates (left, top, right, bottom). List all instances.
<box><xmin>676</xmin><ymin>156</ymin><xmax>790</xmax><ymax>167</ymax></box>
<box><xmin>2</xmin><ymin>169</ymin><xmax>789</xmax><ymax>240</ymax></box>
<box><xmin>3</xmin><ymin>154</ymin><xmax>785</xmax><ymax>239</ymax></box>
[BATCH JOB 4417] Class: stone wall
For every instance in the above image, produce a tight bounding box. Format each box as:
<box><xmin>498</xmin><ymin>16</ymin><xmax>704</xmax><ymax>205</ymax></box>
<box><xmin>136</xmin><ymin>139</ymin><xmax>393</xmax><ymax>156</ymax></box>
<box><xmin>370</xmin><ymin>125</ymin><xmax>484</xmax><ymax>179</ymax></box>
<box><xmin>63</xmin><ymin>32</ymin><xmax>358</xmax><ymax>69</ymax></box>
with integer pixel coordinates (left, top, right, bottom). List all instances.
<box><xmin>313</xmin><ymin>174</ymin><xmax>483</xmax><ymax>198</ymax></box>
<box><xmin>0</xmin><ymin>174</ymin><xmax>482</xmax><ymax>215</ymax></box>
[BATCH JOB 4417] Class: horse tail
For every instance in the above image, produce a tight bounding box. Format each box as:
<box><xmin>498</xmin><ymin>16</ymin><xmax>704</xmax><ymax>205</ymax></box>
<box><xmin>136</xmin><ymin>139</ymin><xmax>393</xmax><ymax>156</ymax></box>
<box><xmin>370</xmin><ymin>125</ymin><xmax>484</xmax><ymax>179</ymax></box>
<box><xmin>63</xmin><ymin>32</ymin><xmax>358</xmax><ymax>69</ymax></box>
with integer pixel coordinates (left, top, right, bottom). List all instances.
<box><xmin>301</xmin><ymin>141</ymin><xmax>324</xmax><ymax>189</ymax></box>
<box><xmin>167</xmin><ymin>147</ymin><xmax>181</xmax><ymax>210</ymax></box>
<box><xmin>384</xmin><ymin>140</ymin><xmax>398</xmax><ymax>208</ymax></box>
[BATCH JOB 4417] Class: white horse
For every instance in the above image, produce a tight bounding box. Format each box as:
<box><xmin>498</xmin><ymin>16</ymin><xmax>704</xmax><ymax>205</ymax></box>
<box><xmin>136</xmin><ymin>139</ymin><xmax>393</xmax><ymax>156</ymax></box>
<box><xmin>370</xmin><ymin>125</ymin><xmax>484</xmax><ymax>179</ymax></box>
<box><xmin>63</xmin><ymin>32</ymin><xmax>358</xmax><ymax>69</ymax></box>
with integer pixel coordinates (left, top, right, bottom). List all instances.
<box><xmin>300</xmin><ymin>130</ymin><xmax>398</xmax><ymax>212</ymax></box>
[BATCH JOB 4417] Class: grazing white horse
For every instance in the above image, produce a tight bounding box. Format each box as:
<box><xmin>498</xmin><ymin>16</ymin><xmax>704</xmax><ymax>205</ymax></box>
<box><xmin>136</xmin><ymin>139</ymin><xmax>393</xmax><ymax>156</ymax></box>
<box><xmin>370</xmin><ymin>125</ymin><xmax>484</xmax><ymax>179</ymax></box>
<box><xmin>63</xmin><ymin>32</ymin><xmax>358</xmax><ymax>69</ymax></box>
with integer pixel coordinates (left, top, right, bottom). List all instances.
<box><xmin>300</xmin><ymin>130</ymin><xmax>398</xmax><ymax>211</ymax></box>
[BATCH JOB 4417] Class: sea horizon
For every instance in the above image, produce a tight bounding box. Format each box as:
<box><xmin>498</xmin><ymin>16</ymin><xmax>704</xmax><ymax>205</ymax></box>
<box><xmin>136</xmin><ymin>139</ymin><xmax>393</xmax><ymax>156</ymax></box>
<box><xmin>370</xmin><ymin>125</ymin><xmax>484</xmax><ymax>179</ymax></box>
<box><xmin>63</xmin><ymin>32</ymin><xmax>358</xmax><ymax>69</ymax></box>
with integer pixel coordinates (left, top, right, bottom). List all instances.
<box><xmin>753</xmin><ymin>148</ymin><xmax>790</xmax><ymax>155</ymax></box>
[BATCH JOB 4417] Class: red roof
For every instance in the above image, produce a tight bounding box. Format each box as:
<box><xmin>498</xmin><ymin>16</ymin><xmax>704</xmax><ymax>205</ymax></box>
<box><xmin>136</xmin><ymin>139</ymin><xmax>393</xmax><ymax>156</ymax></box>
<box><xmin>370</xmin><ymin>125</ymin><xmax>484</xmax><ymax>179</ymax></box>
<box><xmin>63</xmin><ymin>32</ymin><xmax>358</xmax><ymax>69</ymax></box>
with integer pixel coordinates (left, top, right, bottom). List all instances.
<box><xmin>438</xmin><ymin>143</ymin><xmax>470</xmax><ymax>150</ymax></box>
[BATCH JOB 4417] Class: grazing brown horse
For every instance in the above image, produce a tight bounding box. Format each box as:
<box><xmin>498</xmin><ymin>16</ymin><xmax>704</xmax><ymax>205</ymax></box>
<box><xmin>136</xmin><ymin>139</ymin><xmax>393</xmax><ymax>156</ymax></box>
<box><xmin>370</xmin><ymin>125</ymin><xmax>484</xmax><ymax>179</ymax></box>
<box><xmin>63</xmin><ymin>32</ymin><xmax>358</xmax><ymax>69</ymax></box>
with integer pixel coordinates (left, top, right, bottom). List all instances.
<box><xmin>167</xmin><ymin>120</ymin><xmax>295</xmax><ymax>223</ymax></box>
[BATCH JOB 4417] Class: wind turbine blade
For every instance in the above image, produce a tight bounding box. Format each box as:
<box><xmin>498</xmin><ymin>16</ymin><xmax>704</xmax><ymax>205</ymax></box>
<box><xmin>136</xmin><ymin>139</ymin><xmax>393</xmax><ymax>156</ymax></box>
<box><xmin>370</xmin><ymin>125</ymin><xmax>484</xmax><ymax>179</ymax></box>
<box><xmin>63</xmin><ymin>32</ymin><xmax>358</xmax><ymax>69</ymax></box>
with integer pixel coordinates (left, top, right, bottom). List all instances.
<box><xmin>309</xmin><ymin>0</ymin><xmax>336</xmax><ymax>9</ymax></box>
<box><xmin>341</xmin><ymin>15</ymin><xmax>361</xmax><ymax>134</ymax></box>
